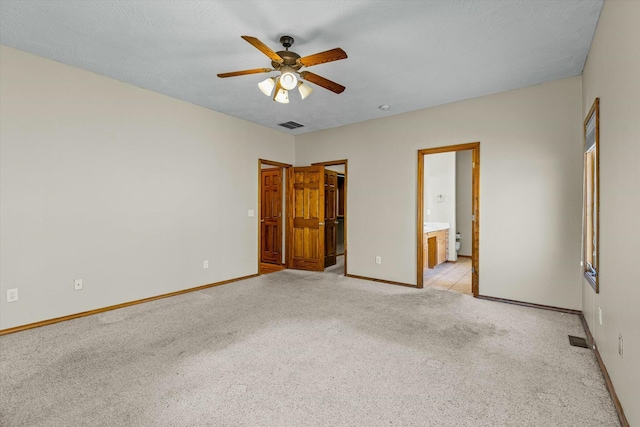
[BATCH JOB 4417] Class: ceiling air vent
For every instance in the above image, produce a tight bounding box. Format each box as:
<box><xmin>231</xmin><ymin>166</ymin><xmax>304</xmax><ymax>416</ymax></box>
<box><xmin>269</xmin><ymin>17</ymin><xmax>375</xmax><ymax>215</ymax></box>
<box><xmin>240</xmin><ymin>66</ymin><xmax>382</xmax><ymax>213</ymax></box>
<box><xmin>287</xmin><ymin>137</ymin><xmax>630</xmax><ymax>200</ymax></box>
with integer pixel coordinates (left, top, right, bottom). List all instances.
<box><xmin>278</xmin><ymin>121</ymin><xmax>305</xmax><ymax>130</ymax></box>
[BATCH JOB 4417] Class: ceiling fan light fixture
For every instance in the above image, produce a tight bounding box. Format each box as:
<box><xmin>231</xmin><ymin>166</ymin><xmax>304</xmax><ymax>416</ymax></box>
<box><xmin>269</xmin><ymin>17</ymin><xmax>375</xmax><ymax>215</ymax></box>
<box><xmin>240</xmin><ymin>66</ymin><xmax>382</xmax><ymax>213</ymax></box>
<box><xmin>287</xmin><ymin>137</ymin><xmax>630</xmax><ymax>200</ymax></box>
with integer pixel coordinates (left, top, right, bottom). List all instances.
<box><xmin>279</xmin><ymin>66</ymin><xmax>298</xmax><ymax>90</ymax></box>
<box><xmin>258</xmin><ymin>77</ymin><xmax>276</xmax><ymax>96</ymax></box>
<box><xmin>297</xmin><ymin>81</ymin><xmax>313</xmax><ymax>100</ymax></box>
<box><xmin>274</xmin><ymin>88</ymin><xmax>289</xmax><ymax>104</ymax></box>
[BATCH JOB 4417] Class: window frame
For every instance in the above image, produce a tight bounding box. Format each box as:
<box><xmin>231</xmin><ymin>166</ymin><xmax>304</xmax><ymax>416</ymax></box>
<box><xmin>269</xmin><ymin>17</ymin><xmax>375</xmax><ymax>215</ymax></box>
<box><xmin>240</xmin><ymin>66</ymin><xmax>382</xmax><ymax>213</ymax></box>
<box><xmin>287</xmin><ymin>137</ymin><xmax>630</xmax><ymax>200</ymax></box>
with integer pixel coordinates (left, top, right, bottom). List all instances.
<box><xmin>583</xmin><ymin>98</ymin><xmax>600</xmax><ymax>292</ymax></box>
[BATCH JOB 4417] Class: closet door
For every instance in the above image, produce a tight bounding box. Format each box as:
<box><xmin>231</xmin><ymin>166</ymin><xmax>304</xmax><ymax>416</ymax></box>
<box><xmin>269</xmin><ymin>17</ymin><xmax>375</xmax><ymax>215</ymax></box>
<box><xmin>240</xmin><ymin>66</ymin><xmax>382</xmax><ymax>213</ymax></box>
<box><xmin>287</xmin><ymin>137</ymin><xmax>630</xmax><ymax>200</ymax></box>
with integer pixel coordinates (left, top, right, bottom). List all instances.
<box><xmin>287</xmin><ymin>166</ymin><xmax>325</xmax><ymax>271</ymax></box>
<box><xmin>260</xmin><ymin>168</ymin><xmax>282</xmax><ymax>264</ymax></box>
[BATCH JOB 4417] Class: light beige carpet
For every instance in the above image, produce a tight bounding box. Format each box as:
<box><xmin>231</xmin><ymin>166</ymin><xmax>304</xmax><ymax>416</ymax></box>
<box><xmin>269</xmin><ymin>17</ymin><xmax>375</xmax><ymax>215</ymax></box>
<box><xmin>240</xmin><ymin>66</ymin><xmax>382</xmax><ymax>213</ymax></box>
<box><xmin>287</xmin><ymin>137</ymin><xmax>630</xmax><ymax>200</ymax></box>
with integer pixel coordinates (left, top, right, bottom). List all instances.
<box><xmin>0</xmin><ymin>267</ymin><xmax>619</xmax><ymax>426</ymax></box>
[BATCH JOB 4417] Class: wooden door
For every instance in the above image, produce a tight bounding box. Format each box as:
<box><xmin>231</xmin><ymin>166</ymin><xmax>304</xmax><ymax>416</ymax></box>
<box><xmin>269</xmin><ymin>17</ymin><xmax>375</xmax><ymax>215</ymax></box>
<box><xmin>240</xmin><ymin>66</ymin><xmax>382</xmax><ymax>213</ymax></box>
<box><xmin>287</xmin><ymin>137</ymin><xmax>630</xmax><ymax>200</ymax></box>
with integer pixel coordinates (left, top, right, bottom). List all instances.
<box><xmin>288</xmin><ymin>166</ymin><xmax>325</xmax><ymax>271</ymax></box>
<box><xmin>324</xmin><ymin>169</ymin><xmax>338</xmax><ymax>267</ymax></box>
<box><xmin>260</xmin><ymin>168</ymin><xmax>282</xmax><ymax>264</ymax></box>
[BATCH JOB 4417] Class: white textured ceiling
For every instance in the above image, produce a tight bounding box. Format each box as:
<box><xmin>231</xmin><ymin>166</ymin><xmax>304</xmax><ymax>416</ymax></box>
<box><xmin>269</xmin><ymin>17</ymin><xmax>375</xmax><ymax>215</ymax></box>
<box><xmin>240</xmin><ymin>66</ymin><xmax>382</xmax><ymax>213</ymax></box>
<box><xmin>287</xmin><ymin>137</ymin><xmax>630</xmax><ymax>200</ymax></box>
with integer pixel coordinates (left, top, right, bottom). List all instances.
<box><xmin>0</xmin><ymin>0</ymin><xmax>603</xmax><ymax>134</ymax></box>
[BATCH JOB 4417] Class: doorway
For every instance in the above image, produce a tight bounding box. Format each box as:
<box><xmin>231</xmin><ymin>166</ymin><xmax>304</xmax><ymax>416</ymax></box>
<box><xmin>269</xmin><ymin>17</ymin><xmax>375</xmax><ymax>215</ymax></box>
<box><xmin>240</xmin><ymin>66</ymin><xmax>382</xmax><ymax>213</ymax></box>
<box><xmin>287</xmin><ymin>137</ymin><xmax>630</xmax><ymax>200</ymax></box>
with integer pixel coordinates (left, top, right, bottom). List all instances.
<box><xmin>259</xmin><ymin>159</ymin><xmax>348</xmax><ymax>277</ymax></box>
<box><xmin>417</xmin><ymin>143</ymin><xmax>479</xmax><ymax>295</ymax></box>
<box><xmin>296</xmin><ymin>159</ymin><xmax>346</xmax><ymax>276</ymax></box>
<box><xmin>258</xmin><ymin>159</ymin><xmax>291</xmax><ymax>275</ymax></box>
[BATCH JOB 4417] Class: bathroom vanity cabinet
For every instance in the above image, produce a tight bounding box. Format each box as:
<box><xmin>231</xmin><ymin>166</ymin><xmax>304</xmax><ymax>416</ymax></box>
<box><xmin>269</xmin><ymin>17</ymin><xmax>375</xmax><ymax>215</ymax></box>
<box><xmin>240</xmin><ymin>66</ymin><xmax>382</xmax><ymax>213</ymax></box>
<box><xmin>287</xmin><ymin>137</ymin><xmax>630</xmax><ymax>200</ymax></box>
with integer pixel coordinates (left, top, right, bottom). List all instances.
<box><xmin>423</xmin><ymin>229</ymin><xmax>449</xmax><ymax>269</ymax></box>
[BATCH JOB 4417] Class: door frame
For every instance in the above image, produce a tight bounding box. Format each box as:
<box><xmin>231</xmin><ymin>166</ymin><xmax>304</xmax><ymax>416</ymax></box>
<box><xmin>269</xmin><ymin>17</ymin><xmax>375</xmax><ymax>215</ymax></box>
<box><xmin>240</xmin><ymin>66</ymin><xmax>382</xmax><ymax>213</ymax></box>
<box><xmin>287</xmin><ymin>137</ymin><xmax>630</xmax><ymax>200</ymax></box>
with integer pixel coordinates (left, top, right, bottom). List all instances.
<box><xmin>258</xmin><ymin>159</ymin><xmax>292</xmax><ymax>273</ymax></box>
<box><xmin>417</xmin><ymin>143</ymin><xmax>480</xmax><ymax>295</ymax></box>
<box><xmin>311</xmin><ymin>159</ymin><xmax>348</xmax><ymax>276</ymax></box>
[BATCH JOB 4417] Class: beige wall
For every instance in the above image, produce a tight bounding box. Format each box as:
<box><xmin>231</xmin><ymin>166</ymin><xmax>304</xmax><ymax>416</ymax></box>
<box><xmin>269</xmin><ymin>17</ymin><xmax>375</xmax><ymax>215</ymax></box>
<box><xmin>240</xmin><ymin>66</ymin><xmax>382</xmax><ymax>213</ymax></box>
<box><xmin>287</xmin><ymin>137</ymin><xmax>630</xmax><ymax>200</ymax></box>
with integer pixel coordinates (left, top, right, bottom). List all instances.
<box><xmin>456</xmin><ymin>150</ymin><xmax>473</xmax><ymax>257</ymax></box>
<box><xmin>296</xmin><ymin>76</ymin><xmax>584</xmax><ymax>309</ymax></box>
<box><xmin>581</xmin><ymin>1</ymin><xmax>640</xmax><ymax>424</ymax></box>
<box><xmin>0</xmin><ymin>46</ymin><xmax>294</xmax><ymax>330</ymax></box>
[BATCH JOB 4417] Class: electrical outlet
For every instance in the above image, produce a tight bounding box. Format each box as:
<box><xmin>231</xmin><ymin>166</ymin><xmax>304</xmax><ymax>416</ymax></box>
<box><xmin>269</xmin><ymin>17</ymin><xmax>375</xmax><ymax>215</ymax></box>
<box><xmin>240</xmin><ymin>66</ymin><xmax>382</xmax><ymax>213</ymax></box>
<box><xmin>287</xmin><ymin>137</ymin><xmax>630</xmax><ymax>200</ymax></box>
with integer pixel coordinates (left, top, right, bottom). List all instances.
<box><xmin>203</xmin><ymin>260</ymin><xmax>209</xmax><ymax>269</ymax></box>
<box><xmin>598</xmin><ymin>307</ymin><xmax>603</xmax><ymax>325</ymax></box>
<box><xmin>7</xmin><ymin>288</ymin><xmax>18</xmax><ymax>302</ymax></box>
<box><xmin>375</xmin><ymin>256</ymin><xmax>382</xmax><ymax>265</ymax></box>
<box><xmin>618</xmin><ymin>334</ymin><xmax>623</xmax><ymax>358</ymax></box>
<box><xmin>74</xmin><ymin>279</ymin><xmax>83</xmax><ymax>291</ymax></box>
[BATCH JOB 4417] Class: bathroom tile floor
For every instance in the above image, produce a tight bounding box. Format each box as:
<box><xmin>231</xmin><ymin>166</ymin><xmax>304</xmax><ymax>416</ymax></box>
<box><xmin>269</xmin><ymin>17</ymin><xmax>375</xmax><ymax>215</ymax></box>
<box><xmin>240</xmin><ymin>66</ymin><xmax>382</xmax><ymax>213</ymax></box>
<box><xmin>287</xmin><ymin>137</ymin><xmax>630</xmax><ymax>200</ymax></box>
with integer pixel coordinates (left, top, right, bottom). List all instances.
<box><xmin>424</xmin><ymin>256</ymin><xmax>473</xmax><ymax>295</ymax></box>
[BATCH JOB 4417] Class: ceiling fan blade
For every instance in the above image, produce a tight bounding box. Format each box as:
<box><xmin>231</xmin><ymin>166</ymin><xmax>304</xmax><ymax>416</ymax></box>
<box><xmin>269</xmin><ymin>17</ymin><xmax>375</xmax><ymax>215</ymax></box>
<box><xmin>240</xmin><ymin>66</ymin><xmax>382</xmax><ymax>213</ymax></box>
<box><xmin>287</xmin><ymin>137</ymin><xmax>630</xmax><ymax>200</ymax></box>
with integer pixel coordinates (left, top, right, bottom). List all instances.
<box><xmin>241</xmin><ymin>36</ymin><xmax>284</xmax><ymax>64</ymax></box>
<box><xmin>299</xmin><ymin>71</ymin><xmax>345</xmax><ymax>94</ymax></box>
<box><xmin>273</xmin><ymin>78</ymin><xmax>283</xmax><ymax>102</ymax></box>
<box><xmin>297</xmin><ymin>48</ymin><xmax>347</xmax><ymax>67</ymax></box>
<box><xmin>217</xmin><ymin>68</ymin><xmax>273</xmax><ymax>78</ymax></box>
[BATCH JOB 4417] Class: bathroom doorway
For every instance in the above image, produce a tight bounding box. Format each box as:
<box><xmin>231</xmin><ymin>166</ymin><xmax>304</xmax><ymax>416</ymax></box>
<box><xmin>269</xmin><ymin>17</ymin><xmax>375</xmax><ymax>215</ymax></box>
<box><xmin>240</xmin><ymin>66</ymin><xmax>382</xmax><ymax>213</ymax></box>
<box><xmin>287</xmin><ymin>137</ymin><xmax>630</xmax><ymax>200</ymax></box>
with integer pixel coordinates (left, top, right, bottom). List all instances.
<box><xmin>417</xmin><ymin>143</ymin><xmax>479</xmax><ymax>296</ymax></box>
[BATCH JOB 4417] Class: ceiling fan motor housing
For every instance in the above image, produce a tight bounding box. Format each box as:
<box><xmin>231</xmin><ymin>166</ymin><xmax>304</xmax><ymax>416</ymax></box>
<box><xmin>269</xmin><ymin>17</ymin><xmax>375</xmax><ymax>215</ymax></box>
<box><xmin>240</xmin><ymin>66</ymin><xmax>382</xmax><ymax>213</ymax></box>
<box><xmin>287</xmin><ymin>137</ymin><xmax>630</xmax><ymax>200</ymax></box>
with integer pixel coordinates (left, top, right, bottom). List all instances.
<box><xmin>269</xmin><ymin>36</ymin><xmax>300</xmax><ymax>70</ymax></box>
<box><xmin>272</xmin><ymin>50</ymin><xmax>302</xmax><ymax>71</ymax></box>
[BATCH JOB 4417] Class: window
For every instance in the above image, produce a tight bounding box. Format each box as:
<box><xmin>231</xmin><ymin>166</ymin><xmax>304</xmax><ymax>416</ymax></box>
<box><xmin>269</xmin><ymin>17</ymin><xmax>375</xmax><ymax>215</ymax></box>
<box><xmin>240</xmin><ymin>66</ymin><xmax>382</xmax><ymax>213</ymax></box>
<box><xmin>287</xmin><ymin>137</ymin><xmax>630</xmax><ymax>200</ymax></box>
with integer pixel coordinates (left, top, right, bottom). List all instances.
<box><xmin>583</xmin><ymin>98</ymin><xmax>599</xmax><ymax>292</ymax></box>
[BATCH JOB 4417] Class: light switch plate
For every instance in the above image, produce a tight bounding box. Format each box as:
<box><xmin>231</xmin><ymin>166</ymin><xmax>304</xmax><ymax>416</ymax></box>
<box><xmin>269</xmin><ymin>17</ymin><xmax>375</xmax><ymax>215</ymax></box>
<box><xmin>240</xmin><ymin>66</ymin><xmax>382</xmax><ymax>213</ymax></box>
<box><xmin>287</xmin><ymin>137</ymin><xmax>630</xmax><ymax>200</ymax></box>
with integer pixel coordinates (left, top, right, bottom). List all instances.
<box><xmin>248</xmin><ymin>210</ymin><xmax>255</xmax><ymax>217</ymax></box>
<box><xmin>74</xmin><ymin>279</ymin><xmax>83</xmax><ymax>291</ymax></box>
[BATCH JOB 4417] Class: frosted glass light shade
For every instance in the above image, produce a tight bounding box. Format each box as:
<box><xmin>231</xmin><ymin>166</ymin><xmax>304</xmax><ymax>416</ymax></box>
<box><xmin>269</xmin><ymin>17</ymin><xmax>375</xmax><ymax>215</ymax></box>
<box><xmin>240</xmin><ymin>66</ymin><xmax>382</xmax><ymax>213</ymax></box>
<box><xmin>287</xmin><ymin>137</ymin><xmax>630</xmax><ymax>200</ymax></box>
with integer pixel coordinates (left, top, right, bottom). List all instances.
<box><xmin>279</xmin><ymin>71</ymin><xmax>298</xmax><ymax>90</ymax></box>
<box><xmin>258</xmin><ymin>77</ymin><xmax>276</xmax><ymax>96</ymax></box>
<box><xmin>274</xmin><ymin>88</ymin><xmax>289</xmax><ymax>104</ymax></box>
<box><xmin>297</xmin><ymin>81</ymin><xmax>313</xmax><ymax>100</ymax></box>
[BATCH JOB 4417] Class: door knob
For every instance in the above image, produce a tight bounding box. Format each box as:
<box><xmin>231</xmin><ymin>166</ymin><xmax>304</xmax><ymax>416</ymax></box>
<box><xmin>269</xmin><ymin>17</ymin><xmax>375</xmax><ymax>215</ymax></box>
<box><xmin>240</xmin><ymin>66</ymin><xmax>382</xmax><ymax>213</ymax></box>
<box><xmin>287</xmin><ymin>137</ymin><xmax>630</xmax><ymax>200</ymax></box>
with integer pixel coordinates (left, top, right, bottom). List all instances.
<box><xmin>319</xmin><ymin>222</ymin><xmax>324</xmax><ymax>226</ymax></box>
<box><xmin>335</xmin><ymin>221</ymin><xmax>339</xmax><ymax>224</ymax></box>
<box><xmin>260</xmin><ymin>220</ymin><xmax>265</xmax><ymax>223</ymax></box>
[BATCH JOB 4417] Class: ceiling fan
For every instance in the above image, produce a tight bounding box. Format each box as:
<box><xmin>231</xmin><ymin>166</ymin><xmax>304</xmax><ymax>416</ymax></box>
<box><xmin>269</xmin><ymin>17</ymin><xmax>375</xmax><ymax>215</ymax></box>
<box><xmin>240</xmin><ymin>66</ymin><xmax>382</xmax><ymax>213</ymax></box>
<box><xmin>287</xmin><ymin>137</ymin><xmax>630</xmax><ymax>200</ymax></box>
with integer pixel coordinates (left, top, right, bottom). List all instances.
<box><xmin>217</xmin><ymin>35</ymin><xmax>347</xmax><ymax>103</ymax></box>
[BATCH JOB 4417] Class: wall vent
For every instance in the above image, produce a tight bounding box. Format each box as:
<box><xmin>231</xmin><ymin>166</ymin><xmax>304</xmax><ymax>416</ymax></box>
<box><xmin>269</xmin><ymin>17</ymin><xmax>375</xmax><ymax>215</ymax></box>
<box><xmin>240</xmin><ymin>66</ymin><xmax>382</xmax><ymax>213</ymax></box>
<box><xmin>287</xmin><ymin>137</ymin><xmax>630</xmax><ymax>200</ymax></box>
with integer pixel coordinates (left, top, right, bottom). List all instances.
<box><xmin>278</xmin><ymin>121</ymin><xmax>305</xmax><ymax>129</ymax></box>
